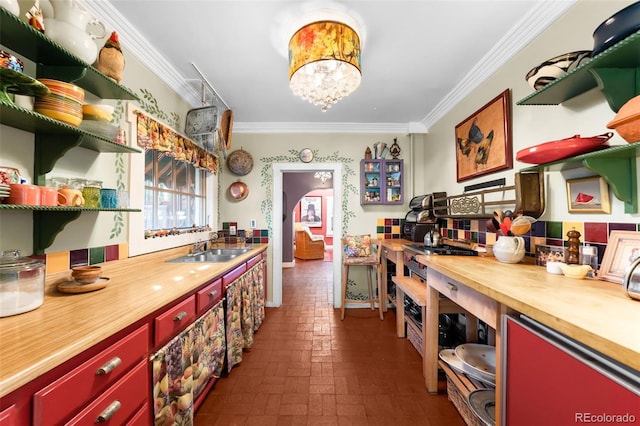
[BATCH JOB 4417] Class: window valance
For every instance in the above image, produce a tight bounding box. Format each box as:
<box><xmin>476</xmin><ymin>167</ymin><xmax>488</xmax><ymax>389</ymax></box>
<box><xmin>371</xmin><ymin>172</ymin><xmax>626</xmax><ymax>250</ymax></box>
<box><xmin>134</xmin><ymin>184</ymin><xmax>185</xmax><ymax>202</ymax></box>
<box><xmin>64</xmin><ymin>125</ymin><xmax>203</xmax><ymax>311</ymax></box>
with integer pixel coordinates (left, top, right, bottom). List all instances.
<box><xmin>135</xmin><ymin>110</ymin><xmax>218</xmax><ymax>174</ymax></box>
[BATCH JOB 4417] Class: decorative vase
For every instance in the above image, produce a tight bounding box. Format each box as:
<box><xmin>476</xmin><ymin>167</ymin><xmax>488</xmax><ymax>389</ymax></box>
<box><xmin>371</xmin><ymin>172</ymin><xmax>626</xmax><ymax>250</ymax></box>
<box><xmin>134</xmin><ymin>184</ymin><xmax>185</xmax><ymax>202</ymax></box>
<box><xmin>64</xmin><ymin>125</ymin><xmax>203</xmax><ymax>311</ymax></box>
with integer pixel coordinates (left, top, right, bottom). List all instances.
<box><xmin>493</xmin><ymin>236</ymin><xmax>525</xmax><ymax>264</ymax></box>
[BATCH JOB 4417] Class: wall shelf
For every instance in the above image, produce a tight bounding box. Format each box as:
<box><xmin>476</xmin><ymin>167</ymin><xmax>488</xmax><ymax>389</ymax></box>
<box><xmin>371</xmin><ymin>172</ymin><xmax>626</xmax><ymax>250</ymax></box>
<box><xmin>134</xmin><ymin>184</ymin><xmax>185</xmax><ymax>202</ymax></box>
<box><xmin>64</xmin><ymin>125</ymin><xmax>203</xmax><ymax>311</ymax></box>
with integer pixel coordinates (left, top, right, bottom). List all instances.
<box><xmin>0</xmin><ymin>8</ymin><xmax>138</xmax><ymax>100</ymax></box>
<box><xmin>0</xmin><ymin>205</ymin><xmax>141</xmax><ymax>255</ymax></box>
<box><xmin>517</xmin><ymin>31</ymin><xmax>640</xmax><ymax>112</ymax></box>
<box><xmin>521</xmin><ymin>143</ymin><xmax>640</xmax><ymax>213</ymax></box>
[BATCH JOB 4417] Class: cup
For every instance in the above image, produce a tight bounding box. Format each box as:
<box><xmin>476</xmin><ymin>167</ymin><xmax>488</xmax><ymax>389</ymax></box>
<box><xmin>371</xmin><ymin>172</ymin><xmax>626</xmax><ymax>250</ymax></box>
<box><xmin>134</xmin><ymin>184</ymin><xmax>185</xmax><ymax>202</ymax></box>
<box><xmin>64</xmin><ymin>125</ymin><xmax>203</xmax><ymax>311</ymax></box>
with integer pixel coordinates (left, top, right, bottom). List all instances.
<box><xmin>116</xmin><ymin>190</ymin><xmax>129</xmax><ymax>208</ymax></box>
<box><xmin>100</xmin><ymin>188</ymin><xmax>118</xmax><ymax>209</ymax></box>
<box><xmin>9</xmin><ymin>183</ymin><xmax>40</xmax><ymax>205</ymax></box>
<box><xmin>82</xmin><ymin>186</ymin><xmax>101</xmax><ymax>208</ymax></box>
<box><xmin>59</xmin><ymin>186</ymin><xmax>84</xmax><ymax>206</ymax></box>
<box><xmin>39</xmin><ymin>186</ymin><xmax>65</xmax><ymax>206</ymax></box>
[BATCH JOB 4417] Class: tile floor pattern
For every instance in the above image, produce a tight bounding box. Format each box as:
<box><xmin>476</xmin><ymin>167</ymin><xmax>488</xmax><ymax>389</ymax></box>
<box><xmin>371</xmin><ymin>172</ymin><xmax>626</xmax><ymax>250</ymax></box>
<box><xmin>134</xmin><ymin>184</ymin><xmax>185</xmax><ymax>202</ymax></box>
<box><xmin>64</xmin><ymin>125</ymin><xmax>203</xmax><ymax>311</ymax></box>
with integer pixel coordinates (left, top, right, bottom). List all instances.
<box><xmin>195</xmin><ymin>258</ymin><xmax>466</xmax><ymax>425</ymax></box>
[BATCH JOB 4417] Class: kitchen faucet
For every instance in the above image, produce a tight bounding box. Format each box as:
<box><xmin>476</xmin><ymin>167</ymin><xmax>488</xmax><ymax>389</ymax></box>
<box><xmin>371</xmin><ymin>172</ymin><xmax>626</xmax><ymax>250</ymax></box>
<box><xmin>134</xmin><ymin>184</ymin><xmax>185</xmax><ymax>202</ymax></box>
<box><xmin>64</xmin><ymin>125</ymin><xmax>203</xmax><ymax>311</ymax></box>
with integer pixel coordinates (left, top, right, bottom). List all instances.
<box><xmin>193</xmin><ymin>240</ymin><xmax>206</xmax><ymax>253</ymax></box>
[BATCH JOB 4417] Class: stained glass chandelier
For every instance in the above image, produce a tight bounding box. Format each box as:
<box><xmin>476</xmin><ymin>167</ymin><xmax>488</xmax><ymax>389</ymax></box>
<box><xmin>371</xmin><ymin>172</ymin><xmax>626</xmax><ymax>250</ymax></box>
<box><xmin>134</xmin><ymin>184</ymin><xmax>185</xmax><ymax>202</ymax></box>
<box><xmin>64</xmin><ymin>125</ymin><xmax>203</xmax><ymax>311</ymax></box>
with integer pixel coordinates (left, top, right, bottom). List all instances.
<box><xmin>288</xmin><ymin>20</ymin><xmax>362</xmax><ymax>112</ymax></box>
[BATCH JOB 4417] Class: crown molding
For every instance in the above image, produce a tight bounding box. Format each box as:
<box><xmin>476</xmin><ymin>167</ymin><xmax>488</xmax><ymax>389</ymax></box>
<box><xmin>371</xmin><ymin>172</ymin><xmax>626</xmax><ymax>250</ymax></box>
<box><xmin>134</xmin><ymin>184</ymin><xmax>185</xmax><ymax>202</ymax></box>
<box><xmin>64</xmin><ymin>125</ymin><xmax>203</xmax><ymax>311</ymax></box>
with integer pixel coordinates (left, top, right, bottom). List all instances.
<box><xmin>233</xmin><ymin>121</ymin><xmax>425</xmax><ymax>134</ymax></box>
<box><xmin>84</xmin><ymin>0</ymin><xmax>574</xmax><ymax>135</ymax></box>
<box><xmin>420</xmin><ymin>0</ymin><xmax>577</xmax><ymax>130</ymax></box>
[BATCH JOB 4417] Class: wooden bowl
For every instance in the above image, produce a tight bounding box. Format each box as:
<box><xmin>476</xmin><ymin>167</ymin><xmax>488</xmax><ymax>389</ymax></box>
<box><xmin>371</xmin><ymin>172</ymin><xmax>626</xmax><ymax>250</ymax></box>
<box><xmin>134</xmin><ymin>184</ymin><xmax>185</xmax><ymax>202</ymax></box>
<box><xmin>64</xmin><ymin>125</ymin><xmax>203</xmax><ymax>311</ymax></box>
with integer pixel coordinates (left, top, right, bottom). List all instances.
<box><xmin>71</xmin><ymin>265</ymin><xmax>102</xmax><ymax>284</ymax></box>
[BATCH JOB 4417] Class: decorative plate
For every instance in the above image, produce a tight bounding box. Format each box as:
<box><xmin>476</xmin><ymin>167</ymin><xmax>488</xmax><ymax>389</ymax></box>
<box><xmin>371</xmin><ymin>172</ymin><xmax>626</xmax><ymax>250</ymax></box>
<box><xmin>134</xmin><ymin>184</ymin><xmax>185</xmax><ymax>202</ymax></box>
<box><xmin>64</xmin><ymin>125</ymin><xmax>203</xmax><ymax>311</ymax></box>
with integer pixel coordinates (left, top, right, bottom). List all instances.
<box><xmin>0</xmin><ymin>166</ymin><xmax>20</xmax><ymax>185</ymax></box>
<box><xmin>228</xmin><ymin>180</ymin><xmax>249</xmax><ymax>201</ymax></box>
<box><xmin>299</xmin><ymin>148</ymin><xmax>313</xmax><ymax>163</ymax></box>
<box><xmin>227</xmin><ymin>148</ymin><xmax>253</xmax><ymax>176</ymax></box>
<box><xmin>0</xmin><ymin>67</ymin><xmax>50</xmax><ymax>104</ymax></box>
<box><xmin>516</xmin><ymin>132</ymin><xmax>613</xmax><ymax>165</ymax></box>
<box><xmin>454</xmin><ymin>343</ymin><xmax>496</xmax><ymax>379</ymax></box>
<box><xmin>468</xmin><ymin>389</ymin><xmax>496</xmax><ymax>426</ymax></box>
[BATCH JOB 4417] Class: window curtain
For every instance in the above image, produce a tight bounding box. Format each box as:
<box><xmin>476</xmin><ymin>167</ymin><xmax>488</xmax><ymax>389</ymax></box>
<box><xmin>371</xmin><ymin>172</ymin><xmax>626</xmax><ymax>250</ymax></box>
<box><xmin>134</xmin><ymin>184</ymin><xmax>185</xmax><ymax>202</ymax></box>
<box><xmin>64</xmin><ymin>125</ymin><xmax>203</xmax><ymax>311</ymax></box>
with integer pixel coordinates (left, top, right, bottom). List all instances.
<box><xmin>135</xmin><ymin>110</ymin><xmax>218</xmax><ymax>174</ymax></box>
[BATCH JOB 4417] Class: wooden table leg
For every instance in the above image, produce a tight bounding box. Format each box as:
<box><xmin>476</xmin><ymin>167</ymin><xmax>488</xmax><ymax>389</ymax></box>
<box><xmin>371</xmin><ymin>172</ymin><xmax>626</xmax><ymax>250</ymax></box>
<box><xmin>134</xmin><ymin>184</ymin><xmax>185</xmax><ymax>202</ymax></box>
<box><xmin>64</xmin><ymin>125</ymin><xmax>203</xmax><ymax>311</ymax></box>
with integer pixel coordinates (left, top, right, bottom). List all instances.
<box><xmin>395</xmin><ymin>287</ymin><xmax>406</xmax><ymax>337</ymax></box>
<box><xmin>425</xmin><ymin>284</ymin><xmax>440</xmax><ymax>394</ymax></box>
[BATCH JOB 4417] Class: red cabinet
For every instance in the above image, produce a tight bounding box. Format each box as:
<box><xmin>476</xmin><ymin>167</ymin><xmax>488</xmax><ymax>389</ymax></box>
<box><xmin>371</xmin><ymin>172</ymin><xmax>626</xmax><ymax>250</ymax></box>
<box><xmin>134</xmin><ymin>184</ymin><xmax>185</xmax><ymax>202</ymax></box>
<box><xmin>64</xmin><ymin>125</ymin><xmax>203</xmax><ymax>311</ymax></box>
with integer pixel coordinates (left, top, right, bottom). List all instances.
<box><xmin>33</xmin><ymin>325</ymin><xmax>149</xmax><ymax>426</ymax></box>
<box><xmin>0</xmin><ymin>406</ymin><xmax>16</xmax><ymax>426</ymax></box>
<box><xmin>503</xmin><ymin>315</ymin><xmax>640</xmax><ymax>425</ymax></box>
<box><xmin>196</xmin><ymin>278</ymin><xmax>222</xmax><ymax>314</ymax></box>
<box><xmin>154</xmin><ymin>295</ymin><xmax>196</xmax><ymax>346</ymax></box>
<box><xmin>65</xmin><ymin>360</ymin><xmax>148</xmax><ymax>425</ymax></box>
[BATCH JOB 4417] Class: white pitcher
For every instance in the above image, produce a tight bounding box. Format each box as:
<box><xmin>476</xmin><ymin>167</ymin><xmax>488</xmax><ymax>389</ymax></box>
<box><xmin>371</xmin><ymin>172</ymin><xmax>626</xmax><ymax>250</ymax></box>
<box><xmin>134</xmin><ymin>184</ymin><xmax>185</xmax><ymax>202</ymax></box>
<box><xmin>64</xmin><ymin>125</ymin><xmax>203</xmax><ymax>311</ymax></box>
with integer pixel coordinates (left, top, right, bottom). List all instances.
<box><xmin>493</xmin><ymin>236</ymin><xmax>525</xmax><ymax>264</ymax></box>
<box><xmin>51</xmin><ymin>0</ymin><xmax>105</xmax><ymax>38</ymax></box>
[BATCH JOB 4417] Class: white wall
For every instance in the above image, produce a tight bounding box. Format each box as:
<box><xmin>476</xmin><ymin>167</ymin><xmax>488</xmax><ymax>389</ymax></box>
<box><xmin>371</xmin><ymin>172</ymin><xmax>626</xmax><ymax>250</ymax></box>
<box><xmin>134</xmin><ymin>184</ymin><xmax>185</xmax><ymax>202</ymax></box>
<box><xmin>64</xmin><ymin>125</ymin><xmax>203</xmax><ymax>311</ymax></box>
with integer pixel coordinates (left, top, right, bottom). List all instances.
<box><xmin>421</xmin><ymin>0</ymin><xmax>639</xmax><ymax>224</ymax></box>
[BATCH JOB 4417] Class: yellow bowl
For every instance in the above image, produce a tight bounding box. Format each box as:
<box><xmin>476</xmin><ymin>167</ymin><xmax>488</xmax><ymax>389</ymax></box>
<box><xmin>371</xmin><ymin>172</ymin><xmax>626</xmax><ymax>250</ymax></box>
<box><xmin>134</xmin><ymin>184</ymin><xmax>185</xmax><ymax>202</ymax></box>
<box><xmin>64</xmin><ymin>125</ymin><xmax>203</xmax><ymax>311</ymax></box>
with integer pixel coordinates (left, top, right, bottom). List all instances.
<box><xmin>35</xmin><ymin>107</ymin><xmax>82</xmax><ymax>126</ymax></box>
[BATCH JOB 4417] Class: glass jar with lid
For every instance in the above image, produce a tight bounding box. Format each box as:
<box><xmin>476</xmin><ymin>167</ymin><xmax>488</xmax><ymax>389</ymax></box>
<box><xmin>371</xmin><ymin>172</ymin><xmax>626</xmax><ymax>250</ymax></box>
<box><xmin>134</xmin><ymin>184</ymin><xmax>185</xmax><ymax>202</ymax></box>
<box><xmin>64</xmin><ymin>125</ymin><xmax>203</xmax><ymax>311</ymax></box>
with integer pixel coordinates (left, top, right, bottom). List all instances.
<box><xmin>82</xmin><ymin>180</ymin><xmax>102</xmax><ymax>208</ymax></box>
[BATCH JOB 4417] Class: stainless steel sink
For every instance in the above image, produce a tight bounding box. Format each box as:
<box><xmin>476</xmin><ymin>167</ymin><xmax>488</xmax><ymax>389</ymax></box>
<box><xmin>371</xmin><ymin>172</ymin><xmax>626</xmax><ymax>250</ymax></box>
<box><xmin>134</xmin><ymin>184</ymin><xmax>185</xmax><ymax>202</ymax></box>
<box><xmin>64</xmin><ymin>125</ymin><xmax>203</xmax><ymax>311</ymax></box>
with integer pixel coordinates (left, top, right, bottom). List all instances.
<box><xmin>207</xmin><ymin>248</ymin><xmax>251</xmax><ymax>255</ymax></box>
<box><xmin>166</xmin><ymin>252</ymin><xmax>238</xmax><ymax>263</ymax></box>
<box><xmin>166</xmin><ymin>248</ymin><xmax>250</xmax><ymax>263</ymax></box>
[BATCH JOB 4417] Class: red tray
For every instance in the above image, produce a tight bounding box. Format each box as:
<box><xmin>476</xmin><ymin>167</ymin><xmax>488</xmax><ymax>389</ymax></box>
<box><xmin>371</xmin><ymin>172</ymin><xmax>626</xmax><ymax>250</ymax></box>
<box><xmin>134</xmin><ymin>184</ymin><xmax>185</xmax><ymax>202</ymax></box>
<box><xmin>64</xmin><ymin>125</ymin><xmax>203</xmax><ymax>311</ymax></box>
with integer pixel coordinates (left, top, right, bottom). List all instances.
<box><xmin>516</xmin><ymin>132</ymin><xmax>613</xmax><ymax>165</ymax></box>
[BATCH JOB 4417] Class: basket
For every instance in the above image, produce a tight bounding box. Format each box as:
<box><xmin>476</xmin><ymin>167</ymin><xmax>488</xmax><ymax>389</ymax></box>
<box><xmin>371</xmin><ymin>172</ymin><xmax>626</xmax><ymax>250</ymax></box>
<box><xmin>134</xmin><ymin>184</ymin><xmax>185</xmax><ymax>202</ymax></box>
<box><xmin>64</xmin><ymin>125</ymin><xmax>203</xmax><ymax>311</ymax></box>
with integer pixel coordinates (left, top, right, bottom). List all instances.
<box><xmin>406</xmin><ymin>319</ymin><xmax>423</xmax><ymax>357</ymax></box>
<box><xmin>440</xmin><ymin>360</ymin><xmax>487</xmax><ymax>426</ymax></box>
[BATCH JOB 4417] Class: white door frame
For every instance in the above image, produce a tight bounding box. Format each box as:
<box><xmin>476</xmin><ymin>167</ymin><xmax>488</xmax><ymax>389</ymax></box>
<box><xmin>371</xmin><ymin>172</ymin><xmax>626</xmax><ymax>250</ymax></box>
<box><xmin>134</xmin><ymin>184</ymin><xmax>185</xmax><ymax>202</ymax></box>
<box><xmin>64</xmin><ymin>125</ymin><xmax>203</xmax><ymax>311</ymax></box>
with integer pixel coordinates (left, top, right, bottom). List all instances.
<box><xmin>271</xmin><ymin>163</ymin><xmax>343</xmax><ymax>308</ymax></box>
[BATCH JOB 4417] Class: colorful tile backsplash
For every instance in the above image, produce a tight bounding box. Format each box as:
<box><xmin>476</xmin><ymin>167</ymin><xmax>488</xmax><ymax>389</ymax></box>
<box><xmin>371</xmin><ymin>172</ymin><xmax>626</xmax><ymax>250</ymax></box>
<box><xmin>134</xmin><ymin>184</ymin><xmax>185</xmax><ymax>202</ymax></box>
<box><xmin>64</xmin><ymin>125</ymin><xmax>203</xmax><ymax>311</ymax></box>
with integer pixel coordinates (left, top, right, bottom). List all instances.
<box><xmin>377</xmin><ymin>216</ymin><xmax>640</xmax><ymax>269</ymax></box>
<box><xmin>40</xmin><ymin>226</ymin><xmax>269</xmax><ymax>276</ymax></box>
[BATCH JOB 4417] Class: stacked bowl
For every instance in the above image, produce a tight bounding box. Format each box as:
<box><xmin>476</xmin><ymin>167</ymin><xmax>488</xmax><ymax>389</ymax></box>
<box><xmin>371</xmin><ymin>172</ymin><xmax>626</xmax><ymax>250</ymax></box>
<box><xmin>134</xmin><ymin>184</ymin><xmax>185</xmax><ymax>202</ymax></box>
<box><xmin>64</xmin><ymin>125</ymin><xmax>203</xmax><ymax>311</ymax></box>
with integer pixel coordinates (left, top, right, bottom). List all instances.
<box><xmin>34</xmin><ymin>79</ymin><xmax>85</xmax><ymax>126</ymax></box>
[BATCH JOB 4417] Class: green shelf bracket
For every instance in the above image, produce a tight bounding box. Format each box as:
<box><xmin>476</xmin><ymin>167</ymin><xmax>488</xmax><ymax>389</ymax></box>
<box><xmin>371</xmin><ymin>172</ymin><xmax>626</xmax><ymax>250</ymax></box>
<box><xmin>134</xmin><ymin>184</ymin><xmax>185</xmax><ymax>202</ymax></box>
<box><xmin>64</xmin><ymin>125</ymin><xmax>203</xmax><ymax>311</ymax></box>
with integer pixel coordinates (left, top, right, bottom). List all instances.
<box><xmin>589</xmin><ymin>67</ymin><xmax>640</xmax><ymax>112</ymax></box>
<box><xmin>33</xmin><ymin>210</ymin><xmax>81</xmax><ymax>255</ymax></box>
<box><xmin>582</xmin><ymin>156</ymin><xmax>638</xmax><ymax>214</ymax></box>
<box><xmin>36</xmin><ymin>65</ymin><xmax>88</xmax><ymax>82</ymax></box>
<box><xmin>34</xmin><ymin>134</ymin><xmax>83</xmax><ymax>184</ymax></box>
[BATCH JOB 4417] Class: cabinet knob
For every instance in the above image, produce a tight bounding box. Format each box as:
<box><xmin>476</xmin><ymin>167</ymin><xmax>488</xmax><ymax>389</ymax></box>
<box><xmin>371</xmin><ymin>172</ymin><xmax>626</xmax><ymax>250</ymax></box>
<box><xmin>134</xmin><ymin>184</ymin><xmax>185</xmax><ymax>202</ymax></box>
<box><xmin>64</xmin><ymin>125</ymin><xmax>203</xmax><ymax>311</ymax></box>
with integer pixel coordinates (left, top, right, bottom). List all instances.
<box><xmin>95</xmin><ymin>356</ymin><xmax>122</xmax><ymax>375</ymax></box>
<box><xmin>209</xmin><ymin>289</ymin><xmax>219</xmax><ymax>298</ymax></box>
<box><xmin>174</xmin><ymin>311</ymin><xmax>187</xmax><ymax>321</ymax></box>
<box><xmin>95</xmin><ymin>400</ymin><xmax>121</xmax><ymax>423</ymax></box>
<box><xmin>446</xmin><ymin>282</ymin><xmax>458</xmax><ymax>292</ymax></box>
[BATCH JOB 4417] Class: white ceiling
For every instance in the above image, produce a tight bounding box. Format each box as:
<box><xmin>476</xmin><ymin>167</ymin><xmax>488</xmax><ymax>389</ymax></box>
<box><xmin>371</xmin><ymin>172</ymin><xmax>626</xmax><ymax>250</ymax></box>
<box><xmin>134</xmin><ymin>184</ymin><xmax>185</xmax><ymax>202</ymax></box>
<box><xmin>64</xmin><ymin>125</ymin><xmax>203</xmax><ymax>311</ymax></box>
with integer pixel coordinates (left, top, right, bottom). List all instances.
<box><xmin>85</xmin><ymin>0</ymin><xmax>576</xmax><ymax>133</ymax></box>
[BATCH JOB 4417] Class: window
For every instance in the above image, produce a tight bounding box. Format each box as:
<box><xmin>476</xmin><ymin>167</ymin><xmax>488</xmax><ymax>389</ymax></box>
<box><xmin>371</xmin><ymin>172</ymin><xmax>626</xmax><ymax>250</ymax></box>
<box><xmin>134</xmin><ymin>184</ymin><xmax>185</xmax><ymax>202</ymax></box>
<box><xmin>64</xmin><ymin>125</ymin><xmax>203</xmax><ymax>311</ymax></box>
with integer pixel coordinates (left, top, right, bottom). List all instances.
<box><xmin>144</xmin><ymin>150</ymin><xmax>207</xmax><ymax>231</ymax></box>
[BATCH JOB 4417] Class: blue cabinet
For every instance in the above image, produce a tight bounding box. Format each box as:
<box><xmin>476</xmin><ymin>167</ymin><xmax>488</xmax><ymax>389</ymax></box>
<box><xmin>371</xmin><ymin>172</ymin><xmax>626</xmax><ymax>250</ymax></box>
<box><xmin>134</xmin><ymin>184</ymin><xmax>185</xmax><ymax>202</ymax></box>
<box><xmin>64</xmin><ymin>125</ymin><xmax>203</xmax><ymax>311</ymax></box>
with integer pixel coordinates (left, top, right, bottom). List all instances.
<box><xmin>361</xmin><ymin>159</ymin><xmax>403</xmax><ymax>205</ymax></box>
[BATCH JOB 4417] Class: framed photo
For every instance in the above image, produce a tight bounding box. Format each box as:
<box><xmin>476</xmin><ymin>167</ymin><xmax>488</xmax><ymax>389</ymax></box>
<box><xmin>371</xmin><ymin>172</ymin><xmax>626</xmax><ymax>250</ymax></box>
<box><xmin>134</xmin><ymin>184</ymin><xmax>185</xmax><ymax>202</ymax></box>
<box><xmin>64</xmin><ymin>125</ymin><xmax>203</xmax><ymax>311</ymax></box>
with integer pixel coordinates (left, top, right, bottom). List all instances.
<box><xmin>535</xmin><ymin>244</ymin><xmax>566</xmax><ymax>266</ymax></box>
<box><xmin>300</xmin><ymin>196</ymin><xmax>322</xmax><ymax>228</ymax></box>
<box><xmin>455</xmin><ymin>89</ymin><xmax>512</xmax><ymax>182</ymax></box>
<box><xmin>599</xmin><ymin>231</ymin><xmax>640</xmax><ymax>283</ymax></box>
<box><xmin>566</xmin><ymin>176</ymin><xmax>611</xmax><ymax>214</ymax></box>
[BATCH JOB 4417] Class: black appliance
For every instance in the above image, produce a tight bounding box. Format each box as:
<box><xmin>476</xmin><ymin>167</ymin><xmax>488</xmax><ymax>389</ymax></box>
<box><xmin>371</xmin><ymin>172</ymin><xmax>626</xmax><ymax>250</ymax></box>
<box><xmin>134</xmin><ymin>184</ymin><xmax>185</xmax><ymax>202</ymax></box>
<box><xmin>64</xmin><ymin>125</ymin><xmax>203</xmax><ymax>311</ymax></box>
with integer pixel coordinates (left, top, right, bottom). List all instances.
<box><xmin>403</xmin><ymin>192</ymin><xmax>446</xmax><ymax>242</ymax></box>
<box><xmin>403</xmin><ymin>244</ymin><xmax>479</xmax><ymax>257</ymax></box>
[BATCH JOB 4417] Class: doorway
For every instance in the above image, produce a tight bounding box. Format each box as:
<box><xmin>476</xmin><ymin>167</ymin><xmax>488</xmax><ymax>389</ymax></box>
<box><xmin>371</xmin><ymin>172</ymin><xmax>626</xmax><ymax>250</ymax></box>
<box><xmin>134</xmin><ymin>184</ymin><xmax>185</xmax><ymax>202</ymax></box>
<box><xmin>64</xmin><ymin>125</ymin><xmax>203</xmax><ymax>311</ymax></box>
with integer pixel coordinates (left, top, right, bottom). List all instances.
<box><xmin>271</xmin><ymin>163</ymin><xmax>343</xmax><ymax>308</ymax></box>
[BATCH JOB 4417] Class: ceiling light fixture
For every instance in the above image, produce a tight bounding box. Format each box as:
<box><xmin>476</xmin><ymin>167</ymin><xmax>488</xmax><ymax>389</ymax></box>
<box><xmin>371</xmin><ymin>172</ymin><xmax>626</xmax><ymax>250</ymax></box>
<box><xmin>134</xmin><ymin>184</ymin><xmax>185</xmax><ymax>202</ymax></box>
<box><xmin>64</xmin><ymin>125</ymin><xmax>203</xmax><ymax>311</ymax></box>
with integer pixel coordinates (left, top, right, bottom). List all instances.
<box><xmin>288</xmin><ymin>20</ymin><xmax>362</xmax><ymax>112</ymax></box>
<box><xmin>314</xmin><ymin>171</ymin><xmax>332</xmax><ymax>184</ymax></box>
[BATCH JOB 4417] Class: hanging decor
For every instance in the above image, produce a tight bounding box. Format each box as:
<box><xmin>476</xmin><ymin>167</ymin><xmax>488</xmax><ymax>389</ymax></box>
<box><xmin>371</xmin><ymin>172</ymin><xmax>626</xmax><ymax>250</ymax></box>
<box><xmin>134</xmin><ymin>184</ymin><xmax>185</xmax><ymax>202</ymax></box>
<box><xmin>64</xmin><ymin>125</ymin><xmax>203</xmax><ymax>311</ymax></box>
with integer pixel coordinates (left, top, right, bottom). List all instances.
<box><xmin>135</xmin><ymin>110</ymin><xmax>218</xmax><ymax>174</ymax></box>
<box><xmin>288</xmin><ymin>20</ymin><xmax>362</xmax><ymax>111</ymax></box>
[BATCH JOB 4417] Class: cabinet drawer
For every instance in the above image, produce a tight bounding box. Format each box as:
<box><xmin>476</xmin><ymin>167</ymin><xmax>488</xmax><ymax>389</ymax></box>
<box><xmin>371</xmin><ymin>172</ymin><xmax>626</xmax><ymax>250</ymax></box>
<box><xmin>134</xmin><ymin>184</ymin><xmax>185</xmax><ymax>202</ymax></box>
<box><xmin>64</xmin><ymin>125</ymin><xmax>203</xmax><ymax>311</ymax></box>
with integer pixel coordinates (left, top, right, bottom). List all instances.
<box><xmin>0</xmin><ymin>405</ymin><xmax>16</xmax><ymax>426</ymax></box>
<box><xmin>154</xmin><ymin>296</ymin><xmax>196</xmax><ymax>345</ymax></box>
<box><xmin>428</xmin><ymin>270</ymin><xmax>498</xmax><ymax>329</ymax></box>
<box><xmin>247</xmin><ymin>253</ymin><xmax>262</xmax><ymax>268</ymax></box>
<box><xmin>196</xmin><ymin>278</ymin><xmax>223</xmax><ymax>313</ymax></box>
<box><xmin>126</xmin><ymin>402</ymin><xmax>152</xmax><ymax>425</ymax></box>
<box><xmin>33</xmin><ymin>325</ymin><xmax>149</xmax><ymax>426</ymax></box>
<box><xmin>66</xmin><ymin>360</ymin><xmax>148</xmax><ymax>425</ymax></box>
<box><xmin>222</xmin><ymin>264</ymin><xmax>247</xmax><ymax>288</ymax></box>
<box><xmin>382</xmin><ymin>247</ymin><xmax>400</xmax><ymax>263</ymax></box>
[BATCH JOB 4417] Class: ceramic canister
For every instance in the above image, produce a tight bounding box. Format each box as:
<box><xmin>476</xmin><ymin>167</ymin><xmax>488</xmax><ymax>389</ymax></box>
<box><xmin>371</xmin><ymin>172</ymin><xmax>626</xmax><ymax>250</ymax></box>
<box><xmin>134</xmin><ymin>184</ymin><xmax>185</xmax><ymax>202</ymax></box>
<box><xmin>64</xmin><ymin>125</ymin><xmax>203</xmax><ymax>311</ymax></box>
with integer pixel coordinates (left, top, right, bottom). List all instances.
<box><xmin>39</xmin><ymin>186</ymin><xmax>63</xmax><ymax>206</ymax></box>
<box><xmin>9</xmin><ymin>184</ymin><xmax>40</xmax><ymax>205</ymax></box>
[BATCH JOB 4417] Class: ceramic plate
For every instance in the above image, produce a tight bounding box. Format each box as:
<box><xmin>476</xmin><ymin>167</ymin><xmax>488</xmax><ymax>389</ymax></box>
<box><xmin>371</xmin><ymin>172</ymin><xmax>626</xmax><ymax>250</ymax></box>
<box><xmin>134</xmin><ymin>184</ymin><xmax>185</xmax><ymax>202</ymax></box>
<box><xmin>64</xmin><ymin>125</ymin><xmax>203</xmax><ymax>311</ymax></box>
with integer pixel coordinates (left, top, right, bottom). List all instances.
<box><xmin>455</xmin><ymin>344</ymin><xmax>496</xmax><ymax>379</ymax></box>
<box><xmin>439</xmin><ymin>348</ymin><xmax>496</xmax><ymax>386</ymax></box>
<box><xmin>468</xmin><ymin>389</ymin><xmax>496</xmax><ymax>426</ymax></box>
<box><xmin>515</xmin><ymin>132</ymin><xmax>613</xmax><ymax>165</ymax></box>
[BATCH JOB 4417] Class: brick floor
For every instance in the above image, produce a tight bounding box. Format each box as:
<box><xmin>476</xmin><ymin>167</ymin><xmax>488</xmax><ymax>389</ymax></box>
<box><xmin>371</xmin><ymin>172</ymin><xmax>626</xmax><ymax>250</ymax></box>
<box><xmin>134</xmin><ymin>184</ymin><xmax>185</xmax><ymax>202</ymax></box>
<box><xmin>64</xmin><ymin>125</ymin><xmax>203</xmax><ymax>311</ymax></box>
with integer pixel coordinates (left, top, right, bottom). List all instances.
<box><xmin>194</xmin><ymin>258</ymin><xmax>465</xmax><ymax>425</ymax></box>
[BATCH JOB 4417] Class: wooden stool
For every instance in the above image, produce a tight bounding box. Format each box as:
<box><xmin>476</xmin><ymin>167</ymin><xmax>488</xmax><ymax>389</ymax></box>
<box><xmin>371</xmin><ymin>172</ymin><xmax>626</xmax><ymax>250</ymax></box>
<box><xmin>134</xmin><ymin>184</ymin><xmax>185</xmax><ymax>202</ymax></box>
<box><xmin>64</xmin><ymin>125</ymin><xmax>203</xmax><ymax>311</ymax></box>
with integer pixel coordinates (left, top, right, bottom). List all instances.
<box><xmin>341</xmin><ymin>237</ymin><xmax>384</xmax><ymax>320</ymax></box>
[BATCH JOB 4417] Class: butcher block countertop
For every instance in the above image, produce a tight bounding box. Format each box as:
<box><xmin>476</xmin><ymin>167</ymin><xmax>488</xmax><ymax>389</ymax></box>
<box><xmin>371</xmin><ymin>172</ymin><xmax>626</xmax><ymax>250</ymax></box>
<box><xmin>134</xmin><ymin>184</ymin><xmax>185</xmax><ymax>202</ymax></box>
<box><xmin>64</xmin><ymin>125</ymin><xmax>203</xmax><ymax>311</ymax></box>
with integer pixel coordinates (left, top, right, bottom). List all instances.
<box><xmin>0</xmin><ymin>244</ymin><xmax>267</xmax><ymax>398</ymax></box>
<box><xmin>417</xmin><ymin>254</ymin><xmax>640</xmax><ymax>373</ymax></box>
